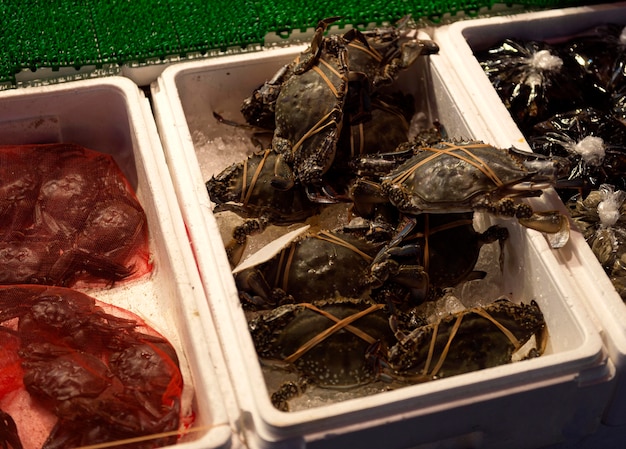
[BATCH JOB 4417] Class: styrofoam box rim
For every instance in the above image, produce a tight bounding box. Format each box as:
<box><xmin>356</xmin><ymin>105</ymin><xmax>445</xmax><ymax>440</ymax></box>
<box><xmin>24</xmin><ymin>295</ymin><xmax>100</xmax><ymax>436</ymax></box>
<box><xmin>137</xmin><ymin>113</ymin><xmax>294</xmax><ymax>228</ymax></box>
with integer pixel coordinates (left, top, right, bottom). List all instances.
<box><xmin>433</xmin><ymin>0</ymin><xmax>626</xmax><ymax>378</ymax></box>
<box><xmin>0</xmin><ymin>76</ymin><xmax>234</xmax><ymax>449</ymax></box>
<box><xmin>151</xmin><ymin>41</ymin><xmax>614</xmax><ymax>445</ymax></box>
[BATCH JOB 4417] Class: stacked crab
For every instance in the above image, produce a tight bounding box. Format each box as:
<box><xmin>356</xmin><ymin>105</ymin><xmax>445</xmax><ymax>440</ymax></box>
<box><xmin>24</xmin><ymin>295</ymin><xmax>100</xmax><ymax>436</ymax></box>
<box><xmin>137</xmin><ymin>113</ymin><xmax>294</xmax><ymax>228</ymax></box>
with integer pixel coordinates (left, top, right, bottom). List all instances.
<box><xmin>0</xmin><ymin>144</ymin><xmax>187</xmax><ymax>449</ymax></box>
<box><xmin>207</xmin><ymin>19</ymin><xmax>568</xmax><ymax>411</ymax></box>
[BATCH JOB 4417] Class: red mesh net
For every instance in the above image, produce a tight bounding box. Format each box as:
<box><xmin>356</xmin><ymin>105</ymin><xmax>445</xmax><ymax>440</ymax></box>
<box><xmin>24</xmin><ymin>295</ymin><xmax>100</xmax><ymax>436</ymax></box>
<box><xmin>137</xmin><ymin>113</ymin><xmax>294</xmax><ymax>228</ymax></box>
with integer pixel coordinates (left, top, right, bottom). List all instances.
<box><xmin>0</xmin><ymin>285</ymin><xmax>184</xmax><ymax>449</ymax></box>
<box><xmin>0</xmin><ymin>143</ymin><xmax>152</xmax><ymax>288</ymax></box>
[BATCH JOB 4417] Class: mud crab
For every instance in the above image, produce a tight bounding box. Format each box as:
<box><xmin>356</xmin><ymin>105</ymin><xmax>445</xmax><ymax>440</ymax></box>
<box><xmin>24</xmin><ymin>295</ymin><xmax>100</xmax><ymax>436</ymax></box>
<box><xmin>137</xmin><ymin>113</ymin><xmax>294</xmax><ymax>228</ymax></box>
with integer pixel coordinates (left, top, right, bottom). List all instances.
<box><xmin>335</xmin><ymin>92</ymin><xmax>415</xmax><ymax>166</ymax></box>
<box><xmin>207</xmin><ymin>148</ymin><xmax>325</xmax><ymax>264</ymax></box>
<box><xmin>247</xmin><ymin>297</ymin><xmax>394</xmax><ymax>411</ymax></box>
<box><xmin>351</xmin><ymin>140</ymin><xmax>572</xmax><ymax>247</ymax></box>
<box><xmin>0</xmin><ymin>285</ymin><xmax>183</xmax><ymax>449</ymax></box>
<box><xmin>366</xmin><ymin>213</ymin><xmax>509</xmax><ymax>304</ymax></box>
<box><xmin>387</xmin><ymin>298</ymin><xmax>547</xmax><ymax>381</ymax></box>
<box><xmin>267</xmin><ymin>17</ymin><xmax>438</xmax><ymax>201</ymax></box>
<box><xmin>270</xmin><ymin>18</ymin><xmax>350</xmax><ymax>199</ymax></box>
<box><xmin>0</xmin><ymin>143</ymin><xmax>152</xmax><ymax>288</ymax></box>
<box><xmin>234</xmin><ymin>229</ymin><xmax>383</xmax><ymax>308</ymax></box>
<box><xmin>241</xmin><ymin>16</ymin><xmax>437</xmax><ymax>133</ymax></box>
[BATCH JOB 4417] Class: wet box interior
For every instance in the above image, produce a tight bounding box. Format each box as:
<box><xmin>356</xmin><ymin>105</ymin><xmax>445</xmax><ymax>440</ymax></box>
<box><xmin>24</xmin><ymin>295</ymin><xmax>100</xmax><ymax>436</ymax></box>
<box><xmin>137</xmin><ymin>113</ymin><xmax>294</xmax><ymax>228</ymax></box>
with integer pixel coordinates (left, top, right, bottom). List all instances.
<box><xmin>151</xmin><ymin>37</ymin><xmax>615</xmax><ymax>448</ymax></box>
<box><xmin>0</xmin><ymin>77</ymin><xmax>233</xmax><ymax>449</ymax></box>
<box><xmin>433</xmin><ymin>1</ymin><xmax>626</xmax><ymax>426</ymax></box>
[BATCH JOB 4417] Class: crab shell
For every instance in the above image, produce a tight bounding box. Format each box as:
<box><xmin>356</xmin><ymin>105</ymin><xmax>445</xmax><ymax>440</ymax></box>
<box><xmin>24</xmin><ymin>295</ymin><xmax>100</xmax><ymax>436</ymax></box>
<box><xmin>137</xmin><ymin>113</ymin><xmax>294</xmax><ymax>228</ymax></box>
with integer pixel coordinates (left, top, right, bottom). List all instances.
<box><xmin>272</xmin><ymin>34</ymin><xmax>349</xmax><ymax>188</ymax></box>
<box><xmin>388</xmin><ymin>298</ymin><xmax>546</xmax><ymax>379</ymax></box>
<box><xmin>248</xmin><ymin>298</ymin><xmax>394</xmax><ymax>388</ymax></box>
<box><xmin>381</xmin><ymin>140</ymin><xmax>565</xmax><ymax>215</ymax></box>
<box><xmin>206</xmin><ymin>148</ymin><xmax>317</xmax><ymax>224</ymax></box>
<box><xmin>406</xmin><ymin>213</ymin><xmax>508</xmax><ymax>290</ymax></box>
<box><xmin>235</xmin><ymin>230</ymin><xmax>382</xmax><ymax>305</ymax></box>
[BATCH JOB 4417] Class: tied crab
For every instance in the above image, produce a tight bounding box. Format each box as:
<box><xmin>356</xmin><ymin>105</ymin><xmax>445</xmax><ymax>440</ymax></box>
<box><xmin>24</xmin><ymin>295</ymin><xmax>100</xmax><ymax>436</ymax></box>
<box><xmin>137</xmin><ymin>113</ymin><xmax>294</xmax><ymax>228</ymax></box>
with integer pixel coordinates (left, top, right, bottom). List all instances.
<box><xmin>351</xmin><ymin>140</ymin><xmax>572</xmax><ymax>248</ymax></box>
<box><xmin>267</xmin><ymin>17</ymin><xmax>438</xmax><ymax>201</ymax></box>
<box><xmin>248</xmin><ymin>296</ymin><xmax>546</xmax><ymax>411</ymax></box>
<box><xmin>0</xmin><ymin>143</ymin><xmax>151</xmax><ymax>288</ymax></box>
<box><xmin>234</xmin><ymin>228</ymin><xmax>385</xmax><ymax>308</ymax></box>
<box><xmin>387</xmin><ymin>298</ymin><xmax>547</xmax><ymax>381</ymax></box>
<box><xmin>247</xmin><ymin>297</ymin><xmax>394</xmax><ymax>411</ymax></box>
<box><xmin>206</xmin><ymin>148</ymin><xmax>321</xmax><ymax>265</ymax></box>
<box><xmin>366</xmin><ymin>213</ymin><xmax>509</xmax><ymax>304</ymax></box>
<box><xmin>0</xmin><ymin>285</ymin><xmax>183</xmax><ymax>449</ymax></box>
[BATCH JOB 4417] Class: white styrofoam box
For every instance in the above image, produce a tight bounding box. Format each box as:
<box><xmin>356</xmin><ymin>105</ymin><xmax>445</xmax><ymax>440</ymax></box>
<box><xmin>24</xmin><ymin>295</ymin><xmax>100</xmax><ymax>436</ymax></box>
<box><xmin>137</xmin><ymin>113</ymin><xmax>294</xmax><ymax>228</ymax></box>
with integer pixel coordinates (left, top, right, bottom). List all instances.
<box><xmin>433</xmin><ymin>2</ymin><xmax>626</xmax><ymax>426</ymax></box>
<box><xmin>0</xmin><ymin>77</ymin><xmax>235</xmax><ymax>448</ymax></box>
<box><xmin>151</xmin><ymin>42</ymin><xmax>614</xmax><ymax>449</ymax></box>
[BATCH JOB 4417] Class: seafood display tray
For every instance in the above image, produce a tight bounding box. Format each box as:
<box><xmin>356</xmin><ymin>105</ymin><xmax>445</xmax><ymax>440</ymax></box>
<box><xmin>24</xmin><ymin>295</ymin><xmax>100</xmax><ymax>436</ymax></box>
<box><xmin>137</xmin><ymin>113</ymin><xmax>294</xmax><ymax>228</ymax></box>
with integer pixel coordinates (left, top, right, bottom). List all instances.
<box><xmin>433</xmin><ymin>1</ymin><xmax>626</xmax><ymax>427</ymax></box>
<box><xmin>151</xmin><ymin>41</ymin><xmax>614</xmax><ymax>448</ymax></box>
<box><xmin>0</xmin><ymin>77</ymin><xmax>234</xmax><ymax>448</ymax></box>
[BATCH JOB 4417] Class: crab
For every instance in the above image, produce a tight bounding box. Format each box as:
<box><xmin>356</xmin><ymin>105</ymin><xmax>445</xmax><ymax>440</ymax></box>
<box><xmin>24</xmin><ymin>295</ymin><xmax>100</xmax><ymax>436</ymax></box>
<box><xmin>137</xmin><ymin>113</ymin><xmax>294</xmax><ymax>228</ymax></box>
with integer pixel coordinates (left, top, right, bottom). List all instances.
<box><xmin>387</xmin><ymin>297</ymin><xmax>547</xmax><ymax>381</ymax></box>
<box><xmin>234</xmin><ymin>229</ymin><xmax>384</xmax><ymax>308</ymax></box>
<box><xmin>366</xmin><ymin>213</ymin><xmax>509</xmax><ymax>304</ymax></box>
<box><xmin>350</xmin><ymin>140</ymin><xmax>572</xmax><ymax>248</ymax></box>
<box><xmin>345</xmin><ymin>20</ymin><xmax>439</xmax><ymax>85</ymax></box>
<box><xmin>268</xmin><ymin>17</ymin><xmax>438</xmax><ymax>201</ymax></box>
<box><xmin>0</xmin><ymin>285</ymin><xmax>182</xmax><ymax>449</ymax></box>
<box><xmin>247</xmin><ymin>297</ymin><xmax>395</xmax><ymax>411</ymax></box>
<box><xmin>335</xmin><ymin>92</ymin><xmax>415</xmax><ymax>165</ymax></box>
<box><xmin>270</xmin><ymin>19</ymin><xmax>350</xmax><ymax>200</ymax></box>
<box><xmin>241</xmin><ymin>16</ymin><xmax>438</xmax><ymax>133</ymax></box>
<box><xmin>206</xmin><ymin>148</ymin><xmax>324</xmax><ymax>264</ymax></box>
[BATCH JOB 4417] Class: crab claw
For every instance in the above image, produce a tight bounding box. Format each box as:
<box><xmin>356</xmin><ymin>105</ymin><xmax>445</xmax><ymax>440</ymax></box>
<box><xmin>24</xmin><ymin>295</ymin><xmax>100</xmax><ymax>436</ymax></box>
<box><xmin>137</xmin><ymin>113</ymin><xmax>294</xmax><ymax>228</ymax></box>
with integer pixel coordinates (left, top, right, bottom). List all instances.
<box><xmin>374</xmin><ymin>39</ymin><xmax>440</xmax><ymax>88</ymax></box>
<box><xmin>518</xmin><ymin>211</ymin><xmax>570</xmax><ymax>248</ymax></box>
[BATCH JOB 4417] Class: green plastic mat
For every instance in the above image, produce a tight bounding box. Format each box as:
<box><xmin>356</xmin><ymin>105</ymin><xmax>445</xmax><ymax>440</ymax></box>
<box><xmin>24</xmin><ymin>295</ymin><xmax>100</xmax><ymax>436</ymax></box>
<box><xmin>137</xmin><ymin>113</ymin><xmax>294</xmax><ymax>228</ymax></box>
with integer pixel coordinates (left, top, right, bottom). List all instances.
<box><xmin>0</xmin><ymin>0</ymin><xmax>604</xmax><ymax>88</ymax></box>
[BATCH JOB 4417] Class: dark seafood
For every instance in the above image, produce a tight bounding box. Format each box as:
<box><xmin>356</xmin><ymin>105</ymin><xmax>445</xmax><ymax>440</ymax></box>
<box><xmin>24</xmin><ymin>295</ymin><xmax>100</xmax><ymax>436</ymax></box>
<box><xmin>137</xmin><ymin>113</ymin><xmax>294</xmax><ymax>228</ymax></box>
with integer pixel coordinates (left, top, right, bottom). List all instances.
<box><xmin>0</xmin><ymin>285</ymin><xmax>183</xmax><ymax>449</ymax></box>
<box><xmin>271</xmin><ymin>18</ymin><xmax>350</xmax><ymax>199</ymax></box>
<box><xmin>387</xmin><ymin>298</ymin><xmax>546</xmax><ymax>381</ymax></box>
<box><xmin>248</xmin><ymin>297</ymin><xmax>394</xmax><ymax>411</ymax></box>
<box><xmin>477</xmin><ymin>38</ymin><xmax>588</xmax><ymax>133</ymax></box>
<box><xmin>206</xmin><ymin>148</ymin><xmax>322</xmax><ymax>264</ymax></box>
<box><xmin>219</xmin><ymin>18</ymin><xmax>559</xmax><ymax>414</ymax></box>
<box><xmin>249</xmin><ymin>296</ymin><xmax>546</xmax><ymax>411</ymax></box>
<box><xmin>351</xmin><ymin>140</ymin><xmax>571</xmax><ymax>247</ymax></box>
<box><xmin>0</xmin><ymin>143</ymin><xmax>151</xmax><ymax>288</ymax></box>
<box><xmin>529</xmin><ymin>107</ymin><xmax>626</xmax><ymax>196</ymax></box>
<box><xmin>241</xmin><ymin>16</ymin><xmax>437</xmax><ymax>132</ymax></box>
<box><xmin>267</xmin><ymin>18</ymin><xmax>437</xmax><ymax>201</ymax></box>
<box><xmin>335</xmin><ymin>92</ymin><xmax>415</xmax><ymax>165</ymax></box>
<box><xmin>564</xmin><ymin>24</ymin><xmax>626</xmax><ymax>115</ymax></box>
<box><xmin>477</xmin><ymin>30</ymin><xmax>626</xmax><ymax>203</ymax></box>
<box><xmin>567</xmin><ymin>184</ymin><xmax>626</xmax><ymax>300</ymax></box>
<box><xmin>235</xmin><ymin>230</ymin><xmax>383</xmax><ymax>307</ymax></box>
<box><xmin>367</xmin><ymin>214</ymin><xmax>509</xmax><ymax>303</ymax></box>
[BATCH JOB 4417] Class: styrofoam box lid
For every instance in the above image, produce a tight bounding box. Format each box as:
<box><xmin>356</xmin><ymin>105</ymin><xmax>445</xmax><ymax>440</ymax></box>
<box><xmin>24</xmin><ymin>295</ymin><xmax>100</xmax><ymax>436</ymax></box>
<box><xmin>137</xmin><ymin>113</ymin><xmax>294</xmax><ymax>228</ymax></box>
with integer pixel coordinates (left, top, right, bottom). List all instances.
<box><xmin>433</xmin><ymin>1</ymin><xmax>626</xmax><ymax>425</ymax></box>
<box><xmin>151</xmin><ymin>40</ymin><xmax>614</xmax><ymax>448</ymax></box>
<box><xmin>0</xmin><ymin>77</ymin><xmax>234</xmax><ymax>448</ymax></box>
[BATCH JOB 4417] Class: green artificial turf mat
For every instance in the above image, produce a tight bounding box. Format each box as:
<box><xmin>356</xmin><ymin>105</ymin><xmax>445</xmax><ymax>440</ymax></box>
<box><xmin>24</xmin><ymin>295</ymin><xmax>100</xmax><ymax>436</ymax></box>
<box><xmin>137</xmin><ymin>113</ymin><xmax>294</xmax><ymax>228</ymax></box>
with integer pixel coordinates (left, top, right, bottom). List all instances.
<box><xmin>0</xmin><ymin>0</ymin><xmax>605</xmax><ymax>88</ymax></box>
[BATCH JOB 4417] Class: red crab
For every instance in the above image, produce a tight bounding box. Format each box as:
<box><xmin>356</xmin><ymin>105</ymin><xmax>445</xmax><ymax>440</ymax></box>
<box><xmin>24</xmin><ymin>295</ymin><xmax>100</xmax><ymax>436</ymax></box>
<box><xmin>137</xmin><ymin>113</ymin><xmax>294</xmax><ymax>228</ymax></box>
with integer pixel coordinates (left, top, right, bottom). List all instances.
<box><xmin>0</xmin><ymin>285</ymin><xmax>184</xmax><ymax>449</ymax></box>
<box><xmin>0</xmin><ymin>143</ymin><xmax>152</xmax><ymax>288</ymax></box>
